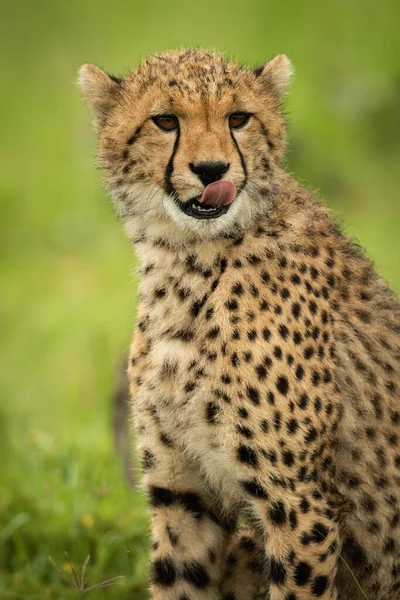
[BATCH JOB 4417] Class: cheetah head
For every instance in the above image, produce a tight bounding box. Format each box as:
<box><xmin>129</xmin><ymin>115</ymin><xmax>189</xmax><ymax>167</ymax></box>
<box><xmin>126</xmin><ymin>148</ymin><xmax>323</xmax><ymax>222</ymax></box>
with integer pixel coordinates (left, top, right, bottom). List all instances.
<box><xmin>79</xmin><ymin>49</ymin><xmax>292</xmax><ymax>243</ymax></box>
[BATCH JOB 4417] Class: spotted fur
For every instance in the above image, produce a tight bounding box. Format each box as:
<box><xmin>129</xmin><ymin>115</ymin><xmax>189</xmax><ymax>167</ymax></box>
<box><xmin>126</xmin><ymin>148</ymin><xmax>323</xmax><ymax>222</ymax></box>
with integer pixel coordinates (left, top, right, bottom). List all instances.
<box><xmin>79</xmin><ymin>49</ymin><xmax>400</xmax><ymax>600</ymax></box>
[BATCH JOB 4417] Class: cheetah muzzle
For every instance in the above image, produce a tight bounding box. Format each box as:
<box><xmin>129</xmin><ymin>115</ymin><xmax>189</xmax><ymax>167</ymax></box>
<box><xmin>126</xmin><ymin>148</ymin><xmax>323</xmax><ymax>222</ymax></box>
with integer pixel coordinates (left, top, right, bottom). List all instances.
<box><xmin>177</xmin><ymin>180</ymin><xmax>237</xmax><ymax>220</ymax></box>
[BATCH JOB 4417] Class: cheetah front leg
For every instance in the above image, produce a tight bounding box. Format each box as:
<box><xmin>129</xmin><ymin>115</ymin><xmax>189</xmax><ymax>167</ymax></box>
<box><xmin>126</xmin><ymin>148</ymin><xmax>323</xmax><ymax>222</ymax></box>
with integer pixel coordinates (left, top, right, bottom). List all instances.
<box><xmin>221</xmin><ymin>527</ymin><xmax>266</xmax><ymax>600</ymax></box>
<box><xmin>138</xmin><ymin>427</ymin><xmax>235</xmax><ymax>599</ymax></box>
<box><xmin>240</xmin><ymin>483</ymin><xmax>341</xmax><ymax>600</ymax></box>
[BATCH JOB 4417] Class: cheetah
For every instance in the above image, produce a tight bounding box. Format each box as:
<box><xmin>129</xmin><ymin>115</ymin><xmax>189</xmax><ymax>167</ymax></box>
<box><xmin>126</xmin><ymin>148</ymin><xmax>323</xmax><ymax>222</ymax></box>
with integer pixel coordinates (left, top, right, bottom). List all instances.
<box><xmin>79</xmin><ymin>49</ymin><xmax>400</xmax><ymax>600</ymax></box>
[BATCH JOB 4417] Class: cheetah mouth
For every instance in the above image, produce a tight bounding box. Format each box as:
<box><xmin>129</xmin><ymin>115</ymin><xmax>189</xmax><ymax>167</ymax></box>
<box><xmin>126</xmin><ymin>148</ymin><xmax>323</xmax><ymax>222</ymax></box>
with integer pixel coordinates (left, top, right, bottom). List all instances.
<box><xmin>176</xmin><ymin>180</ymin><xmax>237</xmax><ymax>220</ymax></box>
<box><xmin>178</xmin><ymin>198</ymin><xmax>231</xmax><ymax>220</ymax></box>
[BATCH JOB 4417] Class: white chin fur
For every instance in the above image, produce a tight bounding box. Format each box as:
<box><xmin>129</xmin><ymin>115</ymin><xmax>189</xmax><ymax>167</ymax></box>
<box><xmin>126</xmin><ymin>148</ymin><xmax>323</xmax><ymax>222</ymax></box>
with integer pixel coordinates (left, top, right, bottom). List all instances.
<box><xmin>162</xmin><ymin>191</ymin><xmax>254</xmax><ymax>239</ymax></box>
<box><xmin>114</xmin><ymin>182</ymin><xmax>271</xmax><ymax>244</ymax></box>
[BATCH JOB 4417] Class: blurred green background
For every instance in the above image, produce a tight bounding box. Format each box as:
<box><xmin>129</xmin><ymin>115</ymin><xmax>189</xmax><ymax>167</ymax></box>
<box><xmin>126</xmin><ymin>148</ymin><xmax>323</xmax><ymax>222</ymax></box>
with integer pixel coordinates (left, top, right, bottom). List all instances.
<box><xmin>1</xmin><ymin>0</ymin><xmax>399</xmax><ymax>597</ymax></box>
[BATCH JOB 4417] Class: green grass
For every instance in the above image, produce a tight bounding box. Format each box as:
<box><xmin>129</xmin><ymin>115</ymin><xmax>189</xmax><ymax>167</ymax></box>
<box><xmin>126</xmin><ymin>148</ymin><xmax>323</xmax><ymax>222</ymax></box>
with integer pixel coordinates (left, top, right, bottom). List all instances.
<box><xmin>1</xmin><ymin>0</ymin><xmax>399</xmax><ymax>597</ymax></box>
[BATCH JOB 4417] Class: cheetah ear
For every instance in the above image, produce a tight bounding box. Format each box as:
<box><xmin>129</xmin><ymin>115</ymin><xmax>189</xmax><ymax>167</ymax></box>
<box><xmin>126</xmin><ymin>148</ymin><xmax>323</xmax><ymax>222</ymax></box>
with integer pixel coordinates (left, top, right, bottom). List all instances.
<box><xmin>78</xmin><ymin>64</ymin><xmax>122</xmax><ymax>130</ymax></box>
<box><xmin>253</xmin><ymin>54</ymin><xmax>293</xmax><ymax>101</ymax></box>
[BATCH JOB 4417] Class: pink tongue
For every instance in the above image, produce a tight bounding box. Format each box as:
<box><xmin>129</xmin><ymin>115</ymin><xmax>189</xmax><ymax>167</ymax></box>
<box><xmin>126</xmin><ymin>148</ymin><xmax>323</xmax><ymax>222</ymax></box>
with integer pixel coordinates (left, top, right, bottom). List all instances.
<box><xmin>199</xmin><ymin>180</ymin><xmax>236</xmax><ymax>206</ymax></box>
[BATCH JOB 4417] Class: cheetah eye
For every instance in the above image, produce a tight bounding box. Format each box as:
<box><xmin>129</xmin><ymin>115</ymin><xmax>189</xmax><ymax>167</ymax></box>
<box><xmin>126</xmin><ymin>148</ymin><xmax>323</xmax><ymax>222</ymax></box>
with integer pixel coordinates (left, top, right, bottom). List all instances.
<box><xmin>229</xmin><ymin>113</ymin><xmax>251</xmax><ymax>129</ymax></box>
<box><xmin>152</xmin><ymin>114</ymin><xmax>179</xmax><ymax>132</ymax></box>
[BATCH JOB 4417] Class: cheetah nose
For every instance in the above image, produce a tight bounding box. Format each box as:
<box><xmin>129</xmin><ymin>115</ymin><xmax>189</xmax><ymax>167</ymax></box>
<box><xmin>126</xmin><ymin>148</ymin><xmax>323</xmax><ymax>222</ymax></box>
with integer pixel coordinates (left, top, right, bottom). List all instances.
<box><xmin>189</xmin><ymin>161</ymin><xmax>229</xmax><ymax>186</ymax></box>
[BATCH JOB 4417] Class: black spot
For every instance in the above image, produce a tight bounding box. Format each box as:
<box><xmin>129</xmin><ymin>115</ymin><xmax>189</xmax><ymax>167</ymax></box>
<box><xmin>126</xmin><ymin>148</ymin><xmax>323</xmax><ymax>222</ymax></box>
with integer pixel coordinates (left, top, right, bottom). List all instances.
<box><xmin>160</xmin><ymin>432</ymin><xmax>173</xmax><ymax>446</ymax></box>
<box><xmin>276</xmin><ymin>376</ymin><xmax>289</xmax><ymax>395</ymax></box>
<box><xmin>127</xmin><ymin>126</ymin><xmax>143</xmax><ymax>145</ymax></box>
<box><xmin>305</xmin><ymin>426</ymin><xmax>318</xmax><ymax>443</ymax></box>
<box><xmin>166</xmin><ymin>524</ymin><xmax>178</xmax><ymax>546</ymax></box>
<box><xmin>281</xmin><ymin>288</ymin><xmax>290</xmax><ymax>300</ymax></box>
<box><xmin>311</xmin><ymin>523</ymin><xmax>329</xmax><ymax>543</ymax></box>
<box><xmin>206</xmin><ymin>401</ymin><xmax>220</xmax><ymax>424</ymax></box>
<box><xmin>293</xmin><ymin>331</ymin><xmax>302</xmax><ymax>344</ymax></box>
<box><xmin>292</xmin><ymin>303</ymin><xmax>301</xmax><ymax>318</ymax></box>
<box><xmin>238</xmin><ymin>407</ymin><xmax>249</xmax><ymax>418</ymax></box>
<box><xmin>262</xmin><ymin>328</ymin><xmax>271</xmax><ymax>341</ymax></box>
<box><xmin>234</xmin><ymin>419</ymin><xmax>254</xmax><ymax>439</ymax></box>
<box><xmin>304</xmin><ymin>346</ymin><xmax>315</xmax><ymax>360</ymax></box>
<box><xmin>250</xmin><ymin>284</ymin><xmax>259</xmax><ymax>297</ymax></box>
<box><xmin>226</xmin><ymin>298</ymin><xmax>238</xmax><ymax>311</ymax></box>
<box><xmin>191</xmin><ymin>296</ymin><xmax>207</xmax><ymax>317</ymax></box>
<box><xmin>232</xmin><ymin>282</ymin><xmax>244</xmax><ymax>295</ymax></box>
<box><xmin>238</xmin><ymin>445</ymin><xmax>259</xmax><ymax>467</ymax></box>
<box><xmin>150</xmin><ymin>487</ymin><xmax>175</xmax><ymax>507</ymax></box>
<box><xmin>287</xmin><ymin>418</ymin><xmax>299</xmax><ymax>434</ymax></box>
<box><xmin>241</xmin><ymin>479</ymin><xmax>268</xmax><ymax>498</ymax></box>
<box><xmin>309</xmin><ymin>301</ymin><xmax>318</xmax><ymax>315</ymax></box>
<box><xmin>300</xmin><ymin>497</ymin><xmax>310</xmax><ymax>513</ymax></box>
<box><xmin>289</xmin><ymin>509</ymin><xmax>298</xmax><ymax>529</ymax></box>
<box><xmin>207</xmin><ymin>326</ymin><xmax>220</xmax><ymax>339</ymax></box>
<box><xmin>247</xmin><ymin>386</ymin><xmax>260</xmax><ymax>405</ymax></box>
<box><xmin>142</xmin><ymin>449</ymin><xmax>156</xmax><ymax>472</ymax></box>
<box><xmin>247</xmin><ymin>329</ymin><xmax>257</xmax><ymax>341</ymax></box>
<box><xmin>265</xmin><ymin>449</ymin><xmax>277</xmax><ymax>464</ymax></box>
<box><xmin>311</xmin><ymin>575</ymin><xmax>329</xmax><ymax>596</ymax></box>
<box><xmin>207</xmin><ymin>548</ymin><xmax>216</xmax><ymax>564</ymax></box>
<box><xmin>254</xmin><ymin>361</ymin><xmax>267</xmax><ymax>380</ymax></box>
<box><xmin>261</xmin><ymin>270</ymin><xmax>270</xmax><ymax>284</ymax></box>
<box><xmin>154</xmin><ymin>287</ymin><xmax>166</xmax><ymax>298</ymax></box>
<box><xmin>223</xmin><ymin>594</ymin><xmax>237</xmax><ymax>600</ymax></box>
<box><xmin>312</xmin><ymin>327</ymin><xmax>320</xmax><ymax>341</ymax></box>
<box><xmin>243</xmin><ymin>351</ymin><xmax>253</xmax><ymax>362</ymax></box>
<box><xmin>182</xmin><ymin>561</ymin><xmax>210</xmax><ymax>588</ymax></box>
<box><xmin>184</xmin><ymin>380</ymin><xmax>196</xmax><ymax>393</ymax></box>
<box><xmin>274</xmin><ymin>410</ymin><xmax>281</xmax><ymax>430</ymax></box>
<box><xmin>298</xmin><ymin>394</ymin><xmax>309</xmax><ymax>409</ymax></box>
<box><xmin>264</xmin><ymin>355</ymin><xmax>272</xmax><ymax>367</ymax></box>
<box><xmin>178</xmin><ymin>492</ymin><xmax>205</xmax><ymax>518</ymax></box>
<box><xmin>279</xmin><ymin>324</ymin><xmax>289</xmax><ymax>339</ymax></box>
<box><xmin>269</xmin><ymin>501</ymin><xmax>286</xmax><ymax>525</ymax></box>
<box><xmin>231</xmin><ymin>352</ymin><xmax>240</xmax><ymax>367</ymax></box>
<box><xmin>260</xmin><ymin>419</ymin><xmax>269</xmax><ymax>433</ymax></box>
<box><xmin>247</xmin><ymin>254</ymin><xmax>261</xmax><ymax>265</ymax></box>
<box><xmin>270</xmin><ymin>557</ymin><xmax>286</xmax><ymax>584</ymax></box>
<box><xmin>291</xmin><ymin>274</ymin><xmax>301</xmax><ymax>285</ymax></box>
<box><xmin>205</xmin><ymin>306</ymin><xmax>214</xmax><ymax>320</ymax></box>
<box><xmin>384</xmin><ymin>537</ymin><xmax>396</xmax><ymax>553</ymax></box>
<box><xmin>152</xmin><ymin>558</ymin><xmax>177</xmax><ymax>586</ymax></box>
<box><xmin>294</xmin><ymin>561</ymin><xmax>312</xmax><ymax>586</ymax></box>
<box><xmin>283</xmin><ymin>450</ymin><xmax>295</xmax><ymax>467</ymax></box>
<box><xmin>361</xmin><ymin>495</ymin><xmax>376</xmax><ymax>513</ymax></box>
<box><xmin>173</xmin><ymin>329</ymin><xmax>194</xmax><ymax>342</ymax></box>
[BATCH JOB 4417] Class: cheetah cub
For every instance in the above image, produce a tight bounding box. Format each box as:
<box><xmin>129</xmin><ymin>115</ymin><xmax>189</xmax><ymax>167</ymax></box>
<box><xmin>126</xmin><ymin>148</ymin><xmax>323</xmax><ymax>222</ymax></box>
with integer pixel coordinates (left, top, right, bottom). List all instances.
<box><xmin>79</xmin><ymin>49</ymin><xmax>400</xmax><ymax>600</ymax></box>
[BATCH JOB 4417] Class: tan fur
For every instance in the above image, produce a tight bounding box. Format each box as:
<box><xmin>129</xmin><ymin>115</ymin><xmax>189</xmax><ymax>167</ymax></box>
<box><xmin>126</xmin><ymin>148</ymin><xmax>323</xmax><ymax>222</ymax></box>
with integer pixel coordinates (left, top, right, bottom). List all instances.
<box><xmin>79</xmin><ymin>49</ymin><xmax>400</xmax><ymax>600</ymax></box>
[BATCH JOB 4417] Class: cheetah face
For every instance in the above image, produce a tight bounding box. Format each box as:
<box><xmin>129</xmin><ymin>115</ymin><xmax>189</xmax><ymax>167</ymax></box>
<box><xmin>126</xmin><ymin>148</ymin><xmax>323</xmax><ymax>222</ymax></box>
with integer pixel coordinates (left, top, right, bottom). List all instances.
<box><xmin>79</xmin><ymin>50</ymin><xmax>292</xmax><ymax>242</ymax></box>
